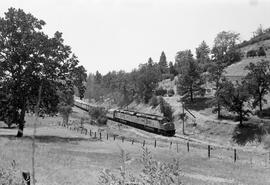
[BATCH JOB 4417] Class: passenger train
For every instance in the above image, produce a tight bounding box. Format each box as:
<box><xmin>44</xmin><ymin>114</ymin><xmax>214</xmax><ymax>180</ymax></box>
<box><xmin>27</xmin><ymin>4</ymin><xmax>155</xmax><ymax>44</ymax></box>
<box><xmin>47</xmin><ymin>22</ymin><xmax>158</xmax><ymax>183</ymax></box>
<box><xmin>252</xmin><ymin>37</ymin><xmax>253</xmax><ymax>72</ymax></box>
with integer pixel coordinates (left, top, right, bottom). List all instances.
<box><xmin>74</xmin><ymin>99</ymin><xmax>175</xmax><ymax>136</ymax></box>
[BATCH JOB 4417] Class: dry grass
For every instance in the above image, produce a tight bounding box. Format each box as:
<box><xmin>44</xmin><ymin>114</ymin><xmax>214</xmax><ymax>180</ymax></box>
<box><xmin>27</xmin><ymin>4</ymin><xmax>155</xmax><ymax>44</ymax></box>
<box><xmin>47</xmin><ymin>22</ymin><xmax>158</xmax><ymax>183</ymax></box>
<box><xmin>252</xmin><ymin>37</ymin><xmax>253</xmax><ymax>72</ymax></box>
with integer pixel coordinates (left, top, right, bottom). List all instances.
<box><xmin>1</xmin><ymin>112</ymin><xmax>270</xmax><ymax>185</ymax></box>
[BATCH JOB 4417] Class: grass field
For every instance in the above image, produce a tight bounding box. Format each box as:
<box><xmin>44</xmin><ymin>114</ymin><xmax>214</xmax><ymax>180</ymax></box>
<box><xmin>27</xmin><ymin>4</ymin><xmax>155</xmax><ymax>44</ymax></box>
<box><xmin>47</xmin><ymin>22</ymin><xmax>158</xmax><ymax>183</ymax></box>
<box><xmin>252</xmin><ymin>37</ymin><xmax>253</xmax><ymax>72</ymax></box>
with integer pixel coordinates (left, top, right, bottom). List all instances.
<box><xmin>1</xmin><ymin>108</ymin><xmax>270</xmax><ymax>185</ymax></box>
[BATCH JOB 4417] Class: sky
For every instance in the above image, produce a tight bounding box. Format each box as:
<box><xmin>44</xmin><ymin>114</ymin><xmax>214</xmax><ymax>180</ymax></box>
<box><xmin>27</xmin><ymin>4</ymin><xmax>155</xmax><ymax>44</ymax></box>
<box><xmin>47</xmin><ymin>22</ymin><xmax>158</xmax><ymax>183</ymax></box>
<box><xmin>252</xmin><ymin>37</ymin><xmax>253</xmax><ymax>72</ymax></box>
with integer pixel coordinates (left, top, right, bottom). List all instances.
<box><xmin>1</xmin><ymin>0</ymin><xmax>270</xmax><ymax>74</ymax></box>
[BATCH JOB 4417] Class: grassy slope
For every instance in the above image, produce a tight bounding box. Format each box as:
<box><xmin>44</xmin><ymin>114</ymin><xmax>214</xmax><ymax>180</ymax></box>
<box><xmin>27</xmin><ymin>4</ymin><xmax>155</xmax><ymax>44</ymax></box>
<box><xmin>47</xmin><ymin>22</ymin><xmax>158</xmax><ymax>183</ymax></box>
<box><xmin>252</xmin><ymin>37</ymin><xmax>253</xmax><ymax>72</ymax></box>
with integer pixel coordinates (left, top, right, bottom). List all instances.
<box><xmin>225</xmin><ymin>56</ymin><xmax>270</xmax><ymax>77</ymax></box>
<box><xmin>1</xmin><ymin>112</ymin><xmax>270</xmax><ymax>185</ymax></box>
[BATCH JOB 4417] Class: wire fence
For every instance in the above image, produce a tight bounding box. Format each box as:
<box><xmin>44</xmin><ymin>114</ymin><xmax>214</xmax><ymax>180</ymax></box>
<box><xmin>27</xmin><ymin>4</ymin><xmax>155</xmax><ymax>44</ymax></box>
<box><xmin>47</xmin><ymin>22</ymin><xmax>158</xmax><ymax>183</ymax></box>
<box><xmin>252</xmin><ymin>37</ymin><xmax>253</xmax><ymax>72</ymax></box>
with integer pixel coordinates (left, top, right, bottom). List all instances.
<box><xmin>54</xmin><ymin>119</ymin><xmax>270</xmax><ymax>168</ymax></box>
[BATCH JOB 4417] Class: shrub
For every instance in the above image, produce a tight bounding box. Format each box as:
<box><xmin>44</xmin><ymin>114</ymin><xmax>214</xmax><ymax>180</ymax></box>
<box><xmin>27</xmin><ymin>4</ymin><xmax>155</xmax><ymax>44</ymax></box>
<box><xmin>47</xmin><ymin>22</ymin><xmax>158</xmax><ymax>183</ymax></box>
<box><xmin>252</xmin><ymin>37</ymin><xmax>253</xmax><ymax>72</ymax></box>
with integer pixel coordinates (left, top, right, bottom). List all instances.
<box><xmin>0</xmin><ymin>160</ymin><xmax>22</xmax><ymax>185</ymax></box>
<box><xmin>98</xmin><ymin>147</ymin><xmax>182</xmax><ymax>185</ymax></box>
<box><xmin>256</xmin><ymin>108</ymin><xmax>270</xmax><ymax>118</ymax></box>
<box><xmin>149</xmin><ymin>95</ymin><xmax>159</xmax><ymax>107</ymax></box>
<box><xmin>159</xmin><ymin>97</ymin><xmax>173</xmax><ymax>121</ymax></box>
<box><xmin>246</xmin><ymin>50</ymin><xmax>257</xmax><ymax>57</ymax></box>
<box><xmin>168</xmin><ymin>89</ymin><xmax>175</xmax><ymax>97</ymax></box>
<box><xmin>89</xmin><ymin>107</ymin><xmax>107</xmax><ymax>125</ymax></box>
<box><xmin>155</xmin><ymin>87</ymin><xmax>167</xmax><ymax>96</ymax></box>
<box><xmin>257</xmin><ymin>47</ymin><xmax>266</xmax><ymax>57</ymax></box>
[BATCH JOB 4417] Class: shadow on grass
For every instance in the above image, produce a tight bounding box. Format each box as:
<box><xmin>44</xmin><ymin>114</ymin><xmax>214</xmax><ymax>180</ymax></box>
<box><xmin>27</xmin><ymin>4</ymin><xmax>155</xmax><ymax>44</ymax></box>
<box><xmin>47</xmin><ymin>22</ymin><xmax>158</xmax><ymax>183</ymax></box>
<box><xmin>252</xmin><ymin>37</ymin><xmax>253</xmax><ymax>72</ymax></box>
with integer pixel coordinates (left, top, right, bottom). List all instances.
<box><xmin>0</xmin><ymin>126</ymin><xmax>17</xmax><ymax>129</ymax></box>
<box><xmin>232</xmin><ymin>122</ymin><xmax>269</xmax><ymax>145</ymax></box>
<box><xmin>183</xmin><ymin>97</ymin><xmax>213</xmax><ymax>111</ymax></box>
<box><xmin>0</xmin><ymin>135</ymin><xmax>96</xmax><ymax>143</ymax></box>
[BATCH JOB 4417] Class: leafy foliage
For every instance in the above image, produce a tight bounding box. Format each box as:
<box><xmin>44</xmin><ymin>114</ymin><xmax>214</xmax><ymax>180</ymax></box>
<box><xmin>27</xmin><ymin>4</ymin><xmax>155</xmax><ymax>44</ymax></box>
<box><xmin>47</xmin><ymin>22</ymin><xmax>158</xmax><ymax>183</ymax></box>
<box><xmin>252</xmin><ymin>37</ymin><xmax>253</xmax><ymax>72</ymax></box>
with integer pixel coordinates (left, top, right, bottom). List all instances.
<box><xmin>218</xmin><ymin>80</ymin><xmax>251</xmax><ymax>125</ymax></box>
<box><xmin>149</xmin><ymin>95</ymin><xmax>159</xmax><ymax>108</ymax></box>
<box><xmin>0</xmin><ymin>160</ymin><xmax>22</xmax><ymax>185</ymax></box>
<box><xmin>168</xmin><ymin>89</ymin><xmax>175</xmax><ymax>97</ymax></box>
<box><xmin>244</xmin><ymin>60</ymin><xmax>270</xmax><ymax>111</ymax></box>
<box><xmin>89</xmin><ymin>106</ymin><xmax>107</xmax><ymax>125</ymax></box>
<box><xmin>176</xmin><ymin>54</ymin><xmax>205</xmax><ymax>102</ymax></box>
<box><xmin>155</xmin><ymin>87</ymin><xmax>167</xmax><ymax>96</ymax></box>
<box><xmin>195</xmin><ymin>40</ymin><xmax>211</xmax><ymax>71</ymax></box>
<box><xmin>211</xmin><ymin>31</ymin><xmax>242</xmax><ymax>66</ymax></box>
<box><xmin>159</xmin><ymin>97</ymin><xmax>173</xmax><ymax>121</ymax></box>
<box><xmin>98</xmin><ymin>147</ymin><xmax>182</xmax><ymax>185</ymax></box>
<box><xmin>158</xmin><ymin>51</ymin><xmax>168</xmax><ymax>74</ymax></box>
<box><xmin>0</xmin><ymin>8</ymin><xmax>86</xmax><ymax>136</ymax></box>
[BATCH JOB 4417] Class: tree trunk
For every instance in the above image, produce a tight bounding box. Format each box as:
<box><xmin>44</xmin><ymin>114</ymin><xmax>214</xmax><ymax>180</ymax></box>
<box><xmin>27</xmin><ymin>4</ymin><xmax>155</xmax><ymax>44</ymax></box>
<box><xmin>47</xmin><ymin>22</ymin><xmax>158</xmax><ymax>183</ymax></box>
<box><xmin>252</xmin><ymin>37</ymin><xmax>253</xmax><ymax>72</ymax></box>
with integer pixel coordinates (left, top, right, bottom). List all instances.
<box><xmin>259</xmin><ymin>95</ymin><xmax>262</xmax><ymax>112</ymax></box>
<box><xmin>190</xmin><ymin>88</ymin><xmax>193</xmax><ymax>102</ymax></box>
<box><xmin>239</xmin><ymin>109</ymin><xmax>243</xmax><ymax>126</ymax></box>
<box><xmin>217</xmin><ymin>102</ymin><xmax>221</xmax><ymax>119</ymax></box>
<box><xmin>16</xmin><ymin>104</ymin><xmax>26</xmax><ymax>137</ymax></box>
<box><xmin>63</xmin><ymin>114</ymin><xmax>69</xmax><ymax>126</ymax></box>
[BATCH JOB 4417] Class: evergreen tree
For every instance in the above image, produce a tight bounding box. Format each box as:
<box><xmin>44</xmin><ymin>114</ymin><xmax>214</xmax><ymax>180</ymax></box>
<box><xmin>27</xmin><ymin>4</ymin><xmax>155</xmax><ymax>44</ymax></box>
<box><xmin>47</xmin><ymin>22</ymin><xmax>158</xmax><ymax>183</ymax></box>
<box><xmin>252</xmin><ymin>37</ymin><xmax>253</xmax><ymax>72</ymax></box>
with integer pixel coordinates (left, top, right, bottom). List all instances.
<box><xmin>176</xmin><ymin>57</ymin><xmax>205</xmax><ymax>102</ymax></box>
<box><xmin>195</xmin><ymin>41</ymin><xmax>210</xmax><ymax>71</ymax></box>
<box><xmin>158</xmin><ymin>51</ymin><xmax>168</xmax><ymax>74</ymax></box>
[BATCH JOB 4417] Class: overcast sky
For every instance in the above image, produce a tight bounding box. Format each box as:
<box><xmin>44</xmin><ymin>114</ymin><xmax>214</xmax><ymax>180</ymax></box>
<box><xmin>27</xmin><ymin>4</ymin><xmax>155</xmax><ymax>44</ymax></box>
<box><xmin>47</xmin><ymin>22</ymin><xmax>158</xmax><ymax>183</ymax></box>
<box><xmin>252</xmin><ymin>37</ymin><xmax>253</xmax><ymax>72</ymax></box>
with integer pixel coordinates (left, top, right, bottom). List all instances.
<box><xmin>1</xmin><ymin>0</ymin><xmax>270</xmax><ymax>74</ymax></box>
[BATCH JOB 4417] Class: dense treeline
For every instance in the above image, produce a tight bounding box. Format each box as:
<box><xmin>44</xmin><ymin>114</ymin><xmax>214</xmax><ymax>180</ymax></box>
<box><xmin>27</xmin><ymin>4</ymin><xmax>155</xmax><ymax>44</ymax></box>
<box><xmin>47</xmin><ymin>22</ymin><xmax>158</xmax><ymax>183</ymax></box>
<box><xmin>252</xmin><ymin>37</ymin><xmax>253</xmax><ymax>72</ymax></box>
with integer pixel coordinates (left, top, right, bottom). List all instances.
<box><xmin>85</xmin><ymin>28</ymin><xmax>270</xmax><ymax>125</ymax></box>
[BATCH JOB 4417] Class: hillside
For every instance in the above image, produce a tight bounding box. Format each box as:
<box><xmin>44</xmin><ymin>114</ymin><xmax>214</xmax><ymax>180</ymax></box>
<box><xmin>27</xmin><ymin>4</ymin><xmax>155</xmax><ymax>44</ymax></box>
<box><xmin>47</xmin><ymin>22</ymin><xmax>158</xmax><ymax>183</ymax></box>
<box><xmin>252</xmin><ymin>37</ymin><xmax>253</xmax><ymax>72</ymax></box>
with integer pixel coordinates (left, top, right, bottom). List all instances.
<box><xmin>225</xmin><ymin>56</ymin><xmax>270</xmax><ymax>77</ymax></box>
<box><xmin>239</xmin><ymin>34</ymin><xmax>270</xmax><ymax>56</ymax></box>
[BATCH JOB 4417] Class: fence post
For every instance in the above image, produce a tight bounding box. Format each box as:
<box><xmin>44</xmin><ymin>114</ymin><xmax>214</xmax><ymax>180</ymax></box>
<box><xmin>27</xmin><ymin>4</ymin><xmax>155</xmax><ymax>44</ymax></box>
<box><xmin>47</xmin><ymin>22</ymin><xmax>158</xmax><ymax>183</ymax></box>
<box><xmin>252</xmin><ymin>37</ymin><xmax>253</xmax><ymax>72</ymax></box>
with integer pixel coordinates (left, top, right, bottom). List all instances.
<box><xmin>107</xmin><ymin>133</ymin><xmax>109</xmax><ymax>140</ymax></box>
<box><xmin>85</xmin><ymin>129</ymin><xmax>88</xmax><ymax>135</ymax></box>
<box><xmin>269</xmin><ymin>152</ymin><xmax>270</xmax><ymax>165</ymax></box>
<box><xmin>94</xmin><ymin>132</ymin><xmax>96</xmax><ymax>138</ymax></box>
<box><xmin>122</xmin><ymin>137</ymin><xmax>124</xmax><ymax>143</ymax></box>
<box><xmin>22</xmin><ymin>172</ymin><xmax>30</xmax><ymax>185</ymax></box>
<box><xmin>170</xmin><ymin>141</ymin><xmax>172</xmax><ymax>149</ymax></box>
<box><xmin>154</xmin><ymin>140</ymin><xmax>156</xmax><ymax>148</ymax></box>
<box><xmin>143</xmin><ymin>140</ymin><xmax>145</xmax><ymax>147</ymax></box>
<box><xmin>132</xmin><ymin>139</ymin><xmax>134</xmax><ymax>145</ymax></box>
<box><xmin>177</xmin><ymin>143</ymin><xmax>179</xmax><ymax>153</ymax></box>
<box><xmin>208</xmin><ymin>145</ymin><xmax>210</xmax><ymax>159</ymax></box>
<box><xmin>90</xmin><ymin>129</ymin><xmax>92</xmax><ymax>136</ymax></box>
<box><xmin>187</xmin><ymin>142</ymin><xmax>189</xmax><ymax>152</ymax></box>
<box><xmin>100</xmin><ymin>132</ymin><xmax>102</xmax><ymax>140</ymax></box>
<box><xmin>114</xmin><ymin>135</ymin><xmax>116</xmax><ymax>140</ymax></box>
<box><xmin>234</xmin><ymin>149</ymin><xmax>237</xmax><ymax>163</ymax></box>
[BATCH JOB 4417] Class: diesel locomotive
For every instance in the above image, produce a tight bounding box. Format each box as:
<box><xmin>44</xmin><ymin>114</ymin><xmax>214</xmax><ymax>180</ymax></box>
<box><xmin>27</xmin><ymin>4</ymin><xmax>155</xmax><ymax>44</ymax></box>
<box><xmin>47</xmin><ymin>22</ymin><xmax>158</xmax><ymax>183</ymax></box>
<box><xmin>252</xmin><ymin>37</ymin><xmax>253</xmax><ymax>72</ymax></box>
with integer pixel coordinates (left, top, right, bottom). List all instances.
<box><xmin>74</xmin><ymin>99</ymin><xmax>175</xmax><ymax>136</ymax></box>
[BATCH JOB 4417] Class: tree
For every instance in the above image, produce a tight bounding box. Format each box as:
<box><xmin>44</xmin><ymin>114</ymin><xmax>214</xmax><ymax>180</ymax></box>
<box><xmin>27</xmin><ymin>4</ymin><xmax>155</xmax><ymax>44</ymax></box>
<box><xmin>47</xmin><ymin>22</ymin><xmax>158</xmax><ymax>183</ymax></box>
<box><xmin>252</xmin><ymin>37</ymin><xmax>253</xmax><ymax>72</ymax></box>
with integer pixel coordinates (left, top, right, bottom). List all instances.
<box><xmin>244</xmin><ymin>60</ymin><xmax>270</xmax><ymax>112</ymax></box>
<box><xmin>195</xmin><ymin>41</ymin><xmax>210</xmax><ymax>71</ymax></box>
<box><xmin>136</xmin><ymin>58</ymin><xmax>160</xmax><ymax>103</ymax></box>
<box><xmin>168</xmin><ymin>61</ymin><xmax>178</xmax><ymax>77</ymax></box>
<box><xmin>207</xmin><ymin>61</ymin><xmax>226</xmax><ymax>118</ymax></box>
<box><xmin>158</xmin><ymin>51</ymin><xmax>168</xmax><ymax>74</ymax></box>
<box><xmin>159</xmin><ymin>97</ymin><xmax>173</xmax><ymax>121</ymax></box>
<box><xmin>218</xmin><ymin>80</ymin><xmax>251</xmax><ymax>125</ymax></box>
<box><xmin>0</xmin><ymin>8</ymin><xmax>86</xmax><ymax>137</ymax></box>
<box><xmin>57</xmin><ymin>80</ymin><xmax>74</xmax><ymax>125</ymax></box>
<box><xmin>175</xmin><ymin>50</ymin><xmax>193</xmax><ymax>74</ymax></box>
<box><xmin>257</xmin><ymin>47</ymin><xmax>266</xmax><ymax>57</ymax></box>
<box><xmin>212</xmin><ymin>31</ymin><xmax>242</xmax><ymax>66</ymax></box>
<box><xmin>176</xmin><ymin>57</ymin><xmax>205</xmax><ymax>102</ymax></box>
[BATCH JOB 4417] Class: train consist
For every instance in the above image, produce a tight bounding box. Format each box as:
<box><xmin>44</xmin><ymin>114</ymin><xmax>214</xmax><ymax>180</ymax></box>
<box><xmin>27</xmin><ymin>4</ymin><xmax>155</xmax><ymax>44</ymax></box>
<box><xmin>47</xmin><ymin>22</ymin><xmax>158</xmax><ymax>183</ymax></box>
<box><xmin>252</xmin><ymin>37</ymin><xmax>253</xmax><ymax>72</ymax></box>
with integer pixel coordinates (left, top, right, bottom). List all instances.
<box><xmin>74</xmin><ymin>99</ymin><xmax>175</xmax><ymax>136</ymax></box>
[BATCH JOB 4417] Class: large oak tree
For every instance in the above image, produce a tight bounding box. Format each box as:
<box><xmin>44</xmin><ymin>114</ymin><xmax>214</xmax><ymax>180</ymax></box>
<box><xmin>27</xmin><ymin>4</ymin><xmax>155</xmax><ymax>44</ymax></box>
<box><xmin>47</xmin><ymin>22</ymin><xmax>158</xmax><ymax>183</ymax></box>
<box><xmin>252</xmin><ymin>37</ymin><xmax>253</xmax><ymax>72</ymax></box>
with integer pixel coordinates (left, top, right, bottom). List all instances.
<box><xmin>0</xmin><ymin>8</ymin><xmax>86</xmax><ymax>137</ymax></box>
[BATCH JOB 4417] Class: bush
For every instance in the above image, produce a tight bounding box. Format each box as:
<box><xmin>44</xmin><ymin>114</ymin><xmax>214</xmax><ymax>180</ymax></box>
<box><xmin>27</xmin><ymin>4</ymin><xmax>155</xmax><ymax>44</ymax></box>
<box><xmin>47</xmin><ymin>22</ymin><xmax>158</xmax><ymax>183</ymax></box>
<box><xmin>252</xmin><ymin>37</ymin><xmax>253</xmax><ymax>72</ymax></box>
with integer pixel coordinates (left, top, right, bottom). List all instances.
<box><xmin>89</xmin><ymin>107</ymin><xmax>107</xmax><ymax>125</ymax></box>
<box><xmin>256</xmin><ymin>108</ymin><xmax>270</xmax><ymax>118</ymax></box>
<box><xmin>98</xmin><ymin>147</ymin><xmax>182</xmax><ymax>185</ymax></box>
<box><xmin>257</xmin><ymin>47</ymin><xmax>266</xmax><ymax>57</ymax></box>
<box><xmin>246</xmin><ymin>50</ymin><xmax>257</xmax><ymax>57</ymax></box>
<box><xmin>168</xmin><ymin>89</ymin><xmax>175</xmax><ymax>97</ymax></box>
<box><xmin>159</xmin><ymin>97</ymin><xmax>173</xmax><ymax>121</ymax></box>
<box><xmin>155</xmin><ymin>87</ymin><xmax>167</xmax><ymax>96</ymax></box>
<box><xmin>0</xmin><ymin>160</ymin><xmax>22</xmax><ymax>185</ymax></box>
<box><xmin>149</xmin><ymin>95</ymin><xmax>159</xmax><ymax>107</ymax></box>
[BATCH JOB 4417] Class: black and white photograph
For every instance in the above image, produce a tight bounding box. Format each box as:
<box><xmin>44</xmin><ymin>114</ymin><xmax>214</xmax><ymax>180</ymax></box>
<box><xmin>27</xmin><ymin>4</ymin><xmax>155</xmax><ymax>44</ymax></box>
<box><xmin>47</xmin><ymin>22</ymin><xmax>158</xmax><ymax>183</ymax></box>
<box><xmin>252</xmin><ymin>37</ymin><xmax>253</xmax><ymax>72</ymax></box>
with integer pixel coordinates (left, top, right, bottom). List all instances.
<box><xmin>1</xmin><ymin>0</ymin><xmax>270</xmax><ymax>184</ymax></box>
